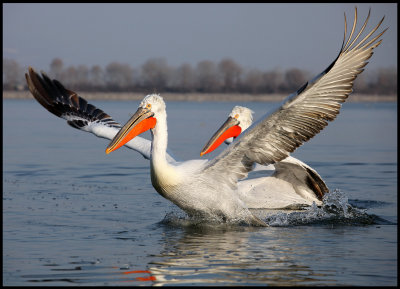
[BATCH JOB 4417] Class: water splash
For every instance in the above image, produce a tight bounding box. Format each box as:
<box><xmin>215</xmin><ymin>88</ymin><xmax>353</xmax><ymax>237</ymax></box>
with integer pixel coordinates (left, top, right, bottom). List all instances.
<box><xmin>160</xmin><ymin>210</ymin><xmax>253</xmax><ymax>230</ymax></box>
<box><xmin>263</xmin><ymin>189</ymin><xmax>384</xmax><ymax>226</ymax></box>
<box><xmin>161</xmin><ymin>189</ymin><xmax>389</xmax><ymax>228</ymax></box>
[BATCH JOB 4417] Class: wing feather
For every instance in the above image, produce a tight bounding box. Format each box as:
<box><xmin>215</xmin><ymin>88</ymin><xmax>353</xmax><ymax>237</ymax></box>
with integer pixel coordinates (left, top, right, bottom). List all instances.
<box><xmin>202</xmin><ymin>7</ymin><xmax>386</xmax><ymax>188</ymax></box>
<box><xmin>26</xmin><ymin>67</ymin><xmax>121</xmax><ymax>131</ymax></box>
<box><xmin>26</xmin><ymin>67</ymin><xmax>168</xmax><ymax>160</ymax></box>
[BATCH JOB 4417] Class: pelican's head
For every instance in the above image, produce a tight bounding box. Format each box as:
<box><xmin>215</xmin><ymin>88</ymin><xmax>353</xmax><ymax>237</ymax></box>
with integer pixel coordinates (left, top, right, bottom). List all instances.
<box><xmin>105</xmin><ymin>94</ymin><xmax>164</xmax><ymax>154</ymax></box>
<box><xmin>139</xmin><ymin>94</ymin><xmax>166</xmax><ymax>116</ymax></box>
<box><xmin>200</xmin><ymin>106</ymin><xmax>254</xmax><ymax>156</ymax></box>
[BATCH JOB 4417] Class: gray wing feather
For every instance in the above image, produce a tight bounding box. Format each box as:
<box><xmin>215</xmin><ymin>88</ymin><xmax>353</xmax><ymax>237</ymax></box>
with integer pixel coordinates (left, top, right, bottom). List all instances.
<box><xmin>202</xmin><ymin>8</ymin><xmax>386</xmax><ymax>188</ymax></box>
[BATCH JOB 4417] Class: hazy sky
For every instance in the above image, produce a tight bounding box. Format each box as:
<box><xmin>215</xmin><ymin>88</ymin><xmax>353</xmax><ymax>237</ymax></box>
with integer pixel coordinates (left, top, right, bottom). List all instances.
<box><xmin>3</xmin><ymin>3</ymin><xmax>397</xmax><ymax>74</ymax></box>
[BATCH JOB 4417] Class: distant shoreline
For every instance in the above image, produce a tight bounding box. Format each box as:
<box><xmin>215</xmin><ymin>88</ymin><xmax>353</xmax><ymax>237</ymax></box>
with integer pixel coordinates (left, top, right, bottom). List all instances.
<box><xmin>3</xmin><ymin>91</ymin><xmax>397</xmax><ymax>102</ymax></box>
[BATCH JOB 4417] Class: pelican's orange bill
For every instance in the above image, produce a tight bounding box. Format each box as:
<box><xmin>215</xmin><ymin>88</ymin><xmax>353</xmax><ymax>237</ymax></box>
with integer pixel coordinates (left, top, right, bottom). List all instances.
<box><xmin>106</xmin><ymin>107</ymin><xmax>156</xmax><ymax>154</ymax></box>
<box><xmin>200</xmin><ymin>116</ymin><xmax>241</xmax><ymax>156</ymax></box>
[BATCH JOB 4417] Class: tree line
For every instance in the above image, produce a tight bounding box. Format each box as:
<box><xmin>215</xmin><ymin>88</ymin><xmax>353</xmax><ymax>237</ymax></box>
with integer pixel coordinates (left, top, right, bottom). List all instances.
<box><xmin>3</xmin><ymin>57</ymin><xmax>397</xmax><ymax>95</ymax></box>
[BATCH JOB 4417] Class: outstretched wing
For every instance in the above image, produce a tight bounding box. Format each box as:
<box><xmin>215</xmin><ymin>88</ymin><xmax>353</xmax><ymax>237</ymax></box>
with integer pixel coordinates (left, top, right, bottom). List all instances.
<box><xmin>26</xmin><ymin>67</ymin><xmax>121</xmax><ymax>130</ymax></box>
<box><xmin>26</xmin><ymin>67</ymin><xmax>157</xmax><ymax>160</ymax></box>
<box><xmin>202</xmin><ymin>8</ymin><xmax>386</xmax><ymax>188</ymax></box>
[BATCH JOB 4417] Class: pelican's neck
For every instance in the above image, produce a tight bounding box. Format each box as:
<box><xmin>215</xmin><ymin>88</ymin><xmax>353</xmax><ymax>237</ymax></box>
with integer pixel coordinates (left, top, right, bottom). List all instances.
<box><xmin>149</xmin><ymin>111</ymin><xmax>180</xmax><ymax>195</ymax></box>
<box><xmin>150</xmin><ymin>111</ymin><xmax>169</xmax><ymax>166</ymax></box>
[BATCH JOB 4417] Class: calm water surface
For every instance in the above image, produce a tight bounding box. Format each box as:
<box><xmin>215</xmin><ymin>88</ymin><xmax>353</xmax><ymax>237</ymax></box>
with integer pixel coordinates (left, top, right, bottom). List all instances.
<box><xmin>3</xmin><ymin>98</ymin><xmax>397</xmax><ymax>286</ymax></box>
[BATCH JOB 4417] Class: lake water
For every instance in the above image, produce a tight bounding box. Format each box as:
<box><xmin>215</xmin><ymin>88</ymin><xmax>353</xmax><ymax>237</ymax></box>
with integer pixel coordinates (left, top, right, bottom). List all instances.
<box><xmin>3</xmin><ymin>98</ymin><xmax>397</xmax><ymax>286</ymax></box>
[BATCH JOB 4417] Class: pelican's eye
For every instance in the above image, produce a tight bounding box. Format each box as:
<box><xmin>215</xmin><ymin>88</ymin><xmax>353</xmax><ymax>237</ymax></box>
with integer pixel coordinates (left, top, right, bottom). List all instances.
<box><xmin>234</xmin><ymin>114</ymin><xmax>239</xmax><ymax>119</ymax></box>
<box><xmin>146</xmin><ymin>103</ymin><xmax>152</xmax><ymax>109</ymax></box>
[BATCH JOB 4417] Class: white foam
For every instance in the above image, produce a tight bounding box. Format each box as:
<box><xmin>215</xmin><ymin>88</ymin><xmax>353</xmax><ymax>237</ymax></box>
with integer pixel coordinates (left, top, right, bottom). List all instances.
<box><xmin>263</xmin><ymin>189</ymin><xmax>375</xmax><ymax>226</ymax></box>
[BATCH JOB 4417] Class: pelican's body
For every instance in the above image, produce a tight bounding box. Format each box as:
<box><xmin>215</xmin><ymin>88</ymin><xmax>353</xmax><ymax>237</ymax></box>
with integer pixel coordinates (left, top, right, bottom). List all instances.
<box><xmin>112</xmin><ymin>94</ymin><xmax>263</xmax><ymax>224</ymax></box>
<box><xmin>238</xmin><ymin>156</ymin><xmax>326</xmax><ymax>209</ymax></box>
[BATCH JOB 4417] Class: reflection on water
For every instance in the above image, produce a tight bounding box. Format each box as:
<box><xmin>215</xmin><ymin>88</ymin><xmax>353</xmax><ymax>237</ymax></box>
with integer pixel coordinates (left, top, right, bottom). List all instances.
<box><xmin>21</xmin><ymin>265</ymin><xmax>156</xmax><ymax>285</ymax></box>
<box><xmin>147</xmin><ymin>189</ymin><xmax>394</xmax><ymax>286</ymax></box>
<box><xmin>148</xmin><ymin>224</ymin><xmax>336</xmax><ymax>286</ymax></box>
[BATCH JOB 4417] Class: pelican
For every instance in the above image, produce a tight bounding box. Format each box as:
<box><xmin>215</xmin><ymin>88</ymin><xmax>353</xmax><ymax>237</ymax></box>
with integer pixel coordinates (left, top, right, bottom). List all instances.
<box><xmin>203</xmin><ymin>106</ymin><xmax>329</xmax><ymax>208</ymax></box>
<box><xmin>105</xmin><ymin>8</ymin><xmax>386</xmax><ymax>226</ymax></box>
<box><xmin>26</xmin><ymin>68</ymin><xmax>328</xmax><ymax>208</ymax></box>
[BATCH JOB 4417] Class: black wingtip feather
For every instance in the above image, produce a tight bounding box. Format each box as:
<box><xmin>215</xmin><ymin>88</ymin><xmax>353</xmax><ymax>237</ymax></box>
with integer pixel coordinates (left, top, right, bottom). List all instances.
<box><xmin>26</xmin><ymin>67</ymin><xmax>121</xmax><ymax>130</ymax></box>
